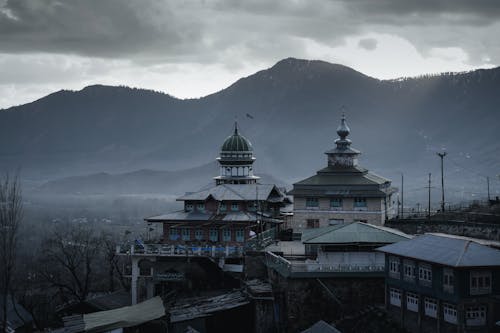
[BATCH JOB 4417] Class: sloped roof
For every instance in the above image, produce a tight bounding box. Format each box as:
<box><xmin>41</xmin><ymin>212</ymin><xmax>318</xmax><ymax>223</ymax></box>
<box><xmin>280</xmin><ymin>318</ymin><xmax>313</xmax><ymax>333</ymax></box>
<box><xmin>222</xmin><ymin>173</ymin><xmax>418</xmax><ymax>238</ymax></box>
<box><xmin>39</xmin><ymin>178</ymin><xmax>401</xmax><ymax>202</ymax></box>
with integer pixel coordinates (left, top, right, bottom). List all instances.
<box><xmin>145</xmin><ymin>210</ymin><xmax>281</xmax><ymax>223</ymax></box>
<box><xmin>377</xmin><ymin>234</ymin><xmax>500</xmax><ymax>267</ymax></box>
<box><xmin>303</xmin><ymin>222</ymin><xmax>411</xmax><ymax>245</ymax></box>
<box><xmin>301</xmin><ymin>320</ymin><xmax>342</xmax><ymax>333</ymax></box>
<box><xmin>293</xmin><ymin>167</ymin><xmax>390</xmax><ymax>187</ymax></box>
<box><xmin>177</xmin><ymin>184</ymin><xmax>283</xmax><ymax>201</ymax></box>
<box><xmin>169</xmin><ymin>291</ymin><xmax>249</xmax><ymax>323</ymax></box>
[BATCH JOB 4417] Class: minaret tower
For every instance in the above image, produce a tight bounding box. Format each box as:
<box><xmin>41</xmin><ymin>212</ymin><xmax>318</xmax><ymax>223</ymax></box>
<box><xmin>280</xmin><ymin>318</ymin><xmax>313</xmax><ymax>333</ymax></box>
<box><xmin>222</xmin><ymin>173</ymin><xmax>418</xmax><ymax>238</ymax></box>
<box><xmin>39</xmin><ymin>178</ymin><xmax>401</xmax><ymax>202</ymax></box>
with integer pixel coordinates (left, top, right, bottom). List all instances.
<box><xmin>325</xmin><ymin>114</ymin><xmax>361</xmax><ymax>168</ymax></box>
<box><xmin>214</xmin><ymin>122</ymin><xmax>260</xmax><ymax>185</ymax></box>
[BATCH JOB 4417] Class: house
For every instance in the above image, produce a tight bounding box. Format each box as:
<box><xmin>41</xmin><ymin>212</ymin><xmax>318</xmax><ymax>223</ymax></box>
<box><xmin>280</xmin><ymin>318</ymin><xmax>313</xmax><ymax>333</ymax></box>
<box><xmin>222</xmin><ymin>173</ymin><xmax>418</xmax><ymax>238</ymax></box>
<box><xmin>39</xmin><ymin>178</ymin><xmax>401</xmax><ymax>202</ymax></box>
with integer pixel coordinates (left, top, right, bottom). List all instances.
<box><xmin>289</xmin><ymin>115</ymin><xmax>396</xmax><ymax>231</ymax></box>
<box><xmin>263</xmin><ymin>222</ymin><xmax>410</xmax><ymax>331</ymax></box>
<box><xmin>377</xmin><ymin>234</ymin><xmax>500</xmax><ymax>333</ymax></box>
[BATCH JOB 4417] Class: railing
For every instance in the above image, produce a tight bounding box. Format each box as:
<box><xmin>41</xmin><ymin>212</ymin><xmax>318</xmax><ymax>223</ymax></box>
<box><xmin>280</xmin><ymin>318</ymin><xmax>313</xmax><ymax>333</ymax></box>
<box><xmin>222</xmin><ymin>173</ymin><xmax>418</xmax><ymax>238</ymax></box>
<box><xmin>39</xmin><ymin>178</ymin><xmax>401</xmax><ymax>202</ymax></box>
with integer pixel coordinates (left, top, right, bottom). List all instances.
<box><xmin>116</xmin><ymin>243</ymin><xmax>245</xmax><ymax>258</ymax></box>
<box><xmin>245</xmin><ymin>228</ymin><xmax>276</xmax><ymax>251</ymax></box>
<box><xmin>265</xmin><ymin>251</ymin><xmax>385</xmax><ymax>277</ymax></box>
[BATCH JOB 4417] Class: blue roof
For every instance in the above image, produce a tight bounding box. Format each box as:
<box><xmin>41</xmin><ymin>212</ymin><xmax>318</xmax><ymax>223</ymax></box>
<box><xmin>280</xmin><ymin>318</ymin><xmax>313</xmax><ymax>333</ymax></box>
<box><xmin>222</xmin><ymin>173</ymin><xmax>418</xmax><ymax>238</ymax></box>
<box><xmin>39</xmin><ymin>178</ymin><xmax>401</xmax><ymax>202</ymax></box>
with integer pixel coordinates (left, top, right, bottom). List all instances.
<box><xmin>377</xmin><ymin>234</ymin><xmax>500</xmax><ymax>267</ymax></box>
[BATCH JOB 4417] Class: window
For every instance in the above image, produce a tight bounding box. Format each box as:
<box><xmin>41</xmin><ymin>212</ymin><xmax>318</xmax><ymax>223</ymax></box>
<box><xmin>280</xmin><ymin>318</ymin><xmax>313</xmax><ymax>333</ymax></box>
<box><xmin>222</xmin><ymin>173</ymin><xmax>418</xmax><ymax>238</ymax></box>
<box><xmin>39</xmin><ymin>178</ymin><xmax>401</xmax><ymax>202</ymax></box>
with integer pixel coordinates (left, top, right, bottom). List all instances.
<box><xmin>466</xmin><ymin>306</ymin><xmax>486</xmax><ymax>326</ymax></box>
<box><xmin>329</xmin><ymin>219</ymin><xmax>344</xmax><ymax>226</ymax></box>
<box><xmin>354</xmin><ymin>197</ymin><xmax>367</xmax><ymax>208</ymax></box>
<box><xmin>195</xmin><ymin>229</ymin><xmax>204</xmax><ymax>241</ymax></box>
<box><xmin>306</xmin><ymin>219</ymin><xmax>319</xmax><ymax>229</ymax></box>
<box><xmin>470</xmin><ymin>271</ymin><xmax>492</xmax><ymax>295</ymax></box>
<box><xmin>197</xmin><ymin>203</ymin><xmax>205</xmax><ymax>212</ymax></box>
<box><xmin>236</xmin><ymin>229</ymin><xmax>245</xmax><ymax>242</ymax></box>
<box><xmin>330</xmin><ymin>198</ymin><xmax>342</xmax><ymax>209</ymax></box>
<box><xmin>389</xmin><ymin>257</ymin><xmax>400</xmax><ymax>278</ymax></box>
<box><xmin>443</xmin><ymin>268</ymin><xmax>454</xmax><ymax>293</ymax></box>
<box><xmin>169</xmin><ymin>228</ymin><xmax>179</xmax><ymax>241</ymax></box>
<box><xmin>222</xmin><ymin>229</ymin><xmax>231</xmax><ymax>242</ymax></box>
<box><xmin>181</xmin><ymin>228</ymin><xmax>190</xmax><ymax>241</ymax></box>
<box><xmin>231</xmin><ymin>202</ymin><xmax>239</xmax><ymax>211</ymax></box>
<box><xmin>209</xmin><ymin>228</ymin><xmax>218</xmax><ymax>242</ymax></box>
<box><xmin>306</xmin><ymin>197</ymin><xmax>319</xmax><ymax>208</ymax></box>
<box><xmin>220</xmin><ymin>202</ymin><xmax>227</xmax><ymax>211</ymax></box>
<box><xmin>424</xmin><ymin>298</ymin><xmax>437</xmax><ymax>318</ymax></box>
<box><xmin>418</xmin><ymin>264</ymin><xmax>432</xmax><ymax>285</ymax></box>
<box><xmin>403</xmin><ymin>260</ymin><xmax>416</xmax><ymax>281</ymax></box>
<box><xmin>185</xmin><ymin>203</ymin><xmax>193</xmax><ymax>212</ymax></box>
<box><xmin>389</xmin><ymin>288</ymin><xmax>401</xmax><ymax>307</ymax></box>
<box><xmin>247</xmin><ymin>202</ymin><xmax>256</xmax><ymax>211</ymax></box>
<box><xmin>406</xmin><ymin>293</ymin><xmax>419</xmax><ymax>312</ymax></box>
<box><xmin>443</xmin><ymin>303</ymin><xmax>457</xmax><ymax>324</ymax></box>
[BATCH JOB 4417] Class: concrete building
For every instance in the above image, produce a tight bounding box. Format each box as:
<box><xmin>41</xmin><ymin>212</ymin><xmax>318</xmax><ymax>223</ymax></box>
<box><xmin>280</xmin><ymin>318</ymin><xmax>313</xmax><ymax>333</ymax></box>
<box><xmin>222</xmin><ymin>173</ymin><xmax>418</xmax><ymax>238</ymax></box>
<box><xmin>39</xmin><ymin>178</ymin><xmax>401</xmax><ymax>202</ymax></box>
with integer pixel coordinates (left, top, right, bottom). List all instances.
<box><xmin>289</xmin><ymin>115</ymin><xmax>396</xmax><ymax>231</ymax></box>
<box><xmin>377</xmin><ymin>234</ymin><xmax>500</xmax><ymax>333</ymax></box>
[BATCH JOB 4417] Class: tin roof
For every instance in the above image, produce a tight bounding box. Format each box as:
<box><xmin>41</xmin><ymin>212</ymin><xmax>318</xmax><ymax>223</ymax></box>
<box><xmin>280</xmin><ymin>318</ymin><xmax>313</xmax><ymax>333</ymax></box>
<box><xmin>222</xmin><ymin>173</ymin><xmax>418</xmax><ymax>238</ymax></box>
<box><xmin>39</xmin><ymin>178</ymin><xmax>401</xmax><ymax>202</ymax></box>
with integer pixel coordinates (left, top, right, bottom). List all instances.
<box><xmin>377</xmin><ymin>234</ymin><xmax>500</xmax><ymax>267</ymax></box>
<box><xmin>293</xmin><ymin>166</ymin><xmax>390</xmax><ymax>187</ymax></box>
<box><xmin>177</xmin><ymin>184</ymin><xmax>284</xmax><ymax>202</ymax></box>
<box><xmin>303</xmin><ymin>222</ymin><xmax>411</xmax><ymax>245</ymax></box>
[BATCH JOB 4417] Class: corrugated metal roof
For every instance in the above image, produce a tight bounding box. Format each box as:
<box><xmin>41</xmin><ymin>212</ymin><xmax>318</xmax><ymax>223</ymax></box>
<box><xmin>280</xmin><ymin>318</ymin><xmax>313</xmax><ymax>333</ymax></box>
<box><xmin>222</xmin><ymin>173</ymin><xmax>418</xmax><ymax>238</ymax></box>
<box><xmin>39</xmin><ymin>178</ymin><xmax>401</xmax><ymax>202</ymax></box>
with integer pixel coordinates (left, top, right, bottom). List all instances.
<box><xmin>146</xmin><ymin>210</ymin><xmax>280</xmax><ymax>223</ymax></box>
<box><xmin>169</xmin><ymin>291</ymin><xmax>249</xmax><ymax>323</ymax></box>
<box><xmin>377</xmin><ymin>234</ymin><xmax>500</xmax><ymax>267</ymax></box>
<box><xmin>301</xmin><ymin>320</ymin><xmax>342</xmax><ymax>333</ymax></box>
<box><xmin>177</xmin><ymin>184</ymin><xmax>282</xmax><ymax>201</ymax></box>
<box><xmin>62</xmin><ymin>296</ymin><xmax>165</xmax><ymax>333</ymax></box>
<box><xmin>303</xmin><ymin>222</ymin><xmax>411</xmax><ymax>245</ymax></box>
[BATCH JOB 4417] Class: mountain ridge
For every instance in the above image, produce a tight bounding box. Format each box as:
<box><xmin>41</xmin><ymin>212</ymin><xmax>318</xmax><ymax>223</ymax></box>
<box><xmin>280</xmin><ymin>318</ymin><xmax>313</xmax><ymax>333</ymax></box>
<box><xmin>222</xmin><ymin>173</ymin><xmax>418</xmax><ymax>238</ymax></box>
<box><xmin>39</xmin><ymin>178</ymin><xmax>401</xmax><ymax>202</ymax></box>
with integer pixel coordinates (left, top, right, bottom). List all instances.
<box><xmin>1</xmin><ymin>57</ymin><xmax>499</xmax><ymax>203</ymax></box>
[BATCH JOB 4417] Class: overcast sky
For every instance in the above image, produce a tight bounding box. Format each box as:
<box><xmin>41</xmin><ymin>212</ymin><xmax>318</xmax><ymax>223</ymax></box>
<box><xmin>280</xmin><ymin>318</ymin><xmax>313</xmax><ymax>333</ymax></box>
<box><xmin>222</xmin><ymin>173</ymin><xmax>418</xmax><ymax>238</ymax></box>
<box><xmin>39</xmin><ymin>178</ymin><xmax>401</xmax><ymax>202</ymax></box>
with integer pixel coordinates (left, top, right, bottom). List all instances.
<box><xmin>1</xmin><ymin>0</ymin><xmax>499</xmax><ymax>109</ymax></box>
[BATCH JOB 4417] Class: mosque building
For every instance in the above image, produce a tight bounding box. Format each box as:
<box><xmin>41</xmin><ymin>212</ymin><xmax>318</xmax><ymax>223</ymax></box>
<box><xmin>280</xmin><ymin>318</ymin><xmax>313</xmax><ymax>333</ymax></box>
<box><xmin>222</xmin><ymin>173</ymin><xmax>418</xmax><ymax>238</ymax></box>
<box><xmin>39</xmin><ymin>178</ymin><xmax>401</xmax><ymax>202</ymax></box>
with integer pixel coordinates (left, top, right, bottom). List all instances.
<box><xmin>289</xmin><ymin>115</ymin><xmax>396</xmax><ymax>230</ymax></box>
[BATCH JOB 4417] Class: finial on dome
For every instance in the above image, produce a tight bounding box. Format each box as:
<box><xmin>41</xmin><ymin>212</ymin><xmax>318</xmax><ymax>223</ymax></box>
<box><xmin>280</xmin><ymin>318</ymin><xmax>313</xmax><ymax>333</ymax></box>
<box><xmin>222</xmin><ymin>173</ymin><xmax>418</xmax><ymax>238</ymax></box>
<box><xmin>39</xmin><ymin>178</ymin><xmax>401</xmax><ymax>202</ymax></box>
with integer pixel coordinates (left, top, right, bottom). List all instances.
<box><xmin>234</xmin><ymin>121</ymin><xmax>239</xmax><ymax>135</ymax></box>
<box><xmin>336</xmin><ymin>113</ymin><xmax>350</xmax><ymax>140</ymax></box>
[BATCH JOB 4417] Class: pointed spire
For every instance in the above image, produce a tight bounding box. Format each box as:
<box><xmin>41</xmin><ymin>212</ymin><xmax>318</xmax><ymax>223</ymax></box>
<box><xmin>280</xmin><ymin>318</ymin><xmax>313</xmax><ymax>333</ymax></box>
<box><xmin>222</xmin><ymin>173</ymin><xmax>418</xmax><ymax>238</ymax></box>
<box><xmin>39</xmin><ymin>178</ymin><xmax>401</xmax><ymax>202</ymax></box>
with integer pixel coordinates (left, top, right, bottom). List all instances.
<box><xmin>234</xmin><ymin>121</ymin><xmax>239</xmax><ymax>135</ymax></box>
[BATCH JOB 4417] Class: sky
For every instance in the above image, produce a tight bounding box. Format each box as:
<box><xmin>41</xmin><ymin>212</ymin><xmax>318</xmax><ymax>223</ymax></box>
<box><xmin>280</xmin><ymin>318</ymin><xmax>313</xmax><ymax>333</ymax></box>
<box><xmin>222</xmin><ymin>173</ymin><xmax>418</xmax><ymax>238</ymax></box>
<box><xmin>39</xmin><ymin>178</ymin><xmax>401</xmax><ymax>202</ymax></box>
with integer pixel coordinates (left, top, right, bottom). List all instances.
<box><xmin>1</xmin><ymin>0</ymin><xmax>499</xmax><ymax>109</ymax></box>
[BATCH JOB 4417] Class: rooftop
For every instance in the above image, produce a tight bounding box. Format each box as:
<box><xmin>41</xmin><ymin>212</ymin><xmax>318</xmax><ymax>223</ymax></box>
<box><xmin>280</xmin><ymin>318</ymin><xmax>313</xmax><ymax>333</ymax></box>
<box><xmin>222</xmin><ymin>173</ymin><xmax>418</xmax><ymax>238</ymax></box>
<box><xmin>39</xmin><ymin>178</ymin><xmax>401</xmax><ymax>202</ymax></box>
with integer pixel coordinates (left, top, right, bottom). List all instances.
<box><xmin>377</xmin><ymin>234</ymin><xmax>500</xmax><ymax>267</ymax></box>
<box><xmin>177</xmin><ymin>183</ymin><xmax>285</xmax><ymax>202</ymax></box>
<box><xmin>302</xmin><ymin>222</ymin><xmax>411</xmax><ymax>245</ymax></box>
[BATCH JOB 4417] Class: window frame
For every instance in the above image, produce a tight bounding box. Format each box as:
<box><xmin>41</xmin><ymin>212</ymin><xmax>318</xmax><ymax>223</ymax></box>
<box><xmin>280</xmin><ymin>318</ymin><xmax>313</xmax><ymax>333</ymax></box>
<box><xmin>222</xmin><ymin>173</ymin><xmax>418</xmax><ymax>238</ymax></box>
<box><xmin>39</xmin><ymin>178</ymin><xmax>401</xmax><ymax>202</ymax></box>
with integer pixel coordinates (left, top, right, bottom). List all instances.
<box><xmin>406</xmin><ymin>292</ymin><xmax>419</xmax><ymax>312</ymax></box>
<box><xmin>389</xmin><ymin>256</ymin><xmax>400</xmax><ymax>279</ymax></box>
<box><xmin>389</xmin><ymin>288</ymin><xmax>401</xmax><ymax>307</ymax></box>
<box><xmin>443</xmin><ymin>303</ymin><xmax>457</xmax><ymax>324</ymax></box>
<box><xmin>306</xmin><ymin>219</ymin><xmax>320</xmax><ymax>229</ymax></box>
<box><xmin>403</xmin><ymin>260</ymin><xmax>416</xmax><ymax>281</ymax></box>
<box><xmin>424</xmin><ymin>298</ymin><xmax>437</xmax><ymax>318</ymax></box>
<box><xmin>418</xmin><ymin>263</ymin><xmax>432</xmax><ymax>286</ymax></box>
<box><xmin>470</xmin><ymin>271</ymin><xmax>492</xmax><ymax>295</ymax></box>
<box><xmin>330</xmin><ymin>198</ymin><xmax>342</xmax><ymax>209</ymax></box>
<box><xmin>466</xmin><ymin>305</ymin><xmax>487</xmax><ymax>327</ymax></box>
<box><xmin>306</xmin><ymin>197</ymin><xmax>319</xmax><ymax>208</ymax></box>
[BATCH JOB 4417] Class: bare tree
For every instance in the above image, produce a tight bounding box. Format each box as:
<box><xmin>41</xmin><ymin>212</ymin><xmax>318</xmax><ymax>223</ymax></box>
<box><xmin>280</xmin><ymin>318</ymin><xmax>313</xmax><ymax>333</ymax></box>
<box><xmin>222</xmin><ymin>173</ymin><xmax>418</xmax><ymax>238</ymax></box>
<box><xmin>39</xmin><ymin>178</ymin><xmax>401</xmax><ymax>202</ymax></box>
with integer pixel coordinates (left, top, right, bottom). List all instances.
<box><xmin>0</xmin><ymin>174</ymin><xmax>23</xmax><ymax>333</ymax></box>
<box><xmin>40</xmin><ymin>224</ymin><xmax>101</xmax><ymax>303</ymax></box>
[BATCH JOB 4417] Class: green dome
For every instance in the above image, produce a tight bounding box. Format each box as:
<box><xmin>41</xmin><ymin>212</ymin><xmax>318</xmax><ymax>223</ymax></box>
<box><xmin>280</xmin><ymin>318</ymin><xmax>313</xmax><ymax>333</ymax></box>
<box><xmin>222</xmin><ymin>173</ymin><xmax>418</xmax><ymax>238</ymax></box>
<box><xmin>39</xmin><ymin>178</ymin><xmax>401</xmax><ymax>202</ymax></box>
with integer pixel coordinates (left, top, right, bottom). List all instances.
<box><xmin>221</xmin><ymin>123</ymin><xmax>253</xmax><ymax>152</ymax></box>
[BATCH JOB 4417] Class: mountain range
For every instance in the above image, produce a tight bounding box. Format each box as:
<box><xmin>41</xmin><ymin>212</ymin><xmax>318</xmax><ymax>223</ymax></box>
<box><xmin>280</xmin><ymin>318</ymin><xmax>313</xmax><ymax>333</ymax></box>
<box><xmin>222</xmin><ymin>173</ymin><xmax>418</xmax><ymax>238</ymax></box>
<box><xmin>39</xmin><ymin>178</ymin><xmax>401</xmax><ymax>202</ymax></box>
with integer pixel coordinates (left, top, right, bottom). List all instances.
<box><xmin>1</xmin><ymin>58</ymin><xmax>499</xmax><ymax>204</ymax></box>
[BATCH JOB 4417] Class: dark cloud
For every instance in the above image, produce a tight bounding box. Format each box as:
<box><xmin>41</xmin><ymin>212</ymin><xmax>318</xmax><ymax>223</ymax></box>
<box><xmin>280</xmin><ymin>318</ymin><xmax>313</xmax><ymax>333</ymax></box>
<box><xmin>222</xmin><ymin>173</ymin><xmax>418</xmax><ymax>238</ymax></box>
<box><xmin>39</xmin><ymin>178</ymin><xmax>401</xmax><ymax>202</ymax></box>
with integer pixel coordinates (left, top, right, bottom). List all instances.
<box><xmin>0</xmin><ymin>0</ymin><xmax>499</xmax><ymax>67</ymax></box>
<box><xmin>358</xmin><ymin>38</ymin><xmax>378</xmax><ymax>51</ymax></box>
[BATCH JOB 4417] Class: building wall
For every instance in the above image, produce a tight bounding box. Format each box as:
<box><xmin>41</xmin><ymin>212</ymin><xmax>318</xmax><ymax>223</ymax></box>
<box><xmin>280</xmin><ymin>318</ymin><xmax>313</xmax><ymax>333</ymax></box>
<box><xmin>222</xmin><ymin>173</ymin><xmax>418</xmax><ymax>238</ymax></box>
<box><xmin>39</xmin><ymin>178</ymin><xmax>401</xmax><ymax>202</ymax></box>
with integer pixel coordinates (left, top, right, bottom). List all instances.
<box><xmin>291</xmin><ymin>196</ymin><xmax>387</xmax><ymax>231</ymax></box>
<box><xmin>384</xmin><ymin>255</ymin><xmax>500</xmax><ymax>333</ymax></box>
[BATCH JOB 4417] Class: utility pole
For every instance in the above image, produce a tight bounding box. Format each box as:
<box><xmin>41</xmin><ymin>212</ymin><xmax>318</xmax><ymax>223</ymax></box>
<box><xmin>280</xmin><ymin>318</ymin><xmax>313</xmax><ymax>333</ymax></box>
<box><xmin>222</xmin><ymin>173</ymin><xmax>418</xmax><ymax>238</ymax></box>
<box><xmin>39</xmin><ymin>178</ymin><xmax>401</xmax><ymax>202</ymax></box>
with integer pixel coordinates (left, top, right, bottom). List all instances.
<box><xmin>437</xmin><ymin>152</ymin><xmax>447</xmax><ymax>213</ymax></box>
<box><xmin>401</xmin><ymin>173</ymin><xmax>404</xmax><ymax>219</ymax></box>
<box><xmin>427</xmin><ymin>173</ymin><xmax>432</xmax><ymax>221</ymax></box>
<box><xmin>487</xmin><ymin>176</ymin><xmax>491</xmax><ymax>202</ymax></box>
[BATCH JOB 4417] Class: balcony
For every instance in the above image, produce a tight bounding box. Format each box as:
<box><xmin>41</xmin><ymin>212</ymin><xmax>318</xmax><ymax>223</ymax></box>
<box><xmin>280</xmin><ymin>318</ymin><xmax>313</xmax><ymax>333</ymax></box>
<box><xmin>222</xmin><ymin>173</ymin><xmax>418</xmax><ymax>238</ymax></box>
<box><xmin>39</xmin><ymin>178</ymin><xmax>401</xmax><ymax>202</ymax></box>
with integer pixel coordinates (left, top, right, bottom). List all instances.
<box><xmin>116</xmin><ymin>243</ymin><xmax>245</xmax><ymax>258</ymax></box>
<box><xmin>265</xmin><ymin>251</ymin><xmax>385</xmax><ymax>278</ymax></box>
